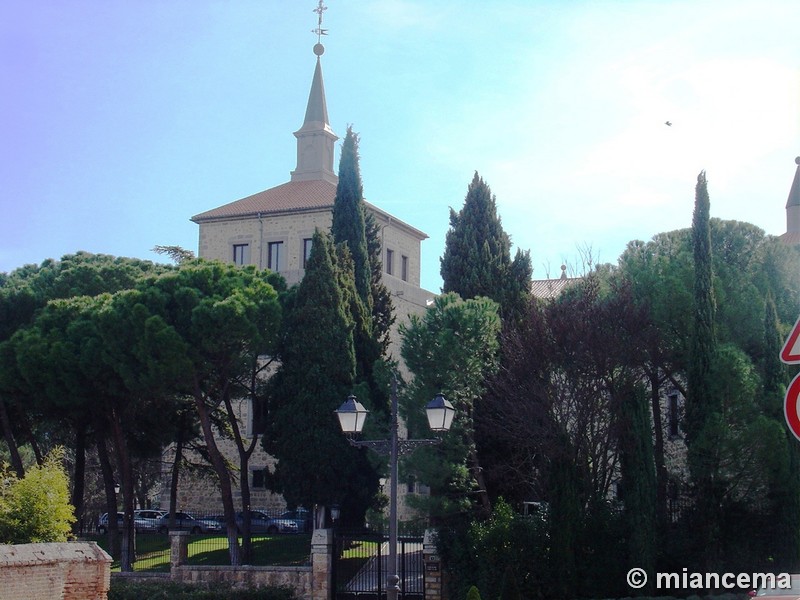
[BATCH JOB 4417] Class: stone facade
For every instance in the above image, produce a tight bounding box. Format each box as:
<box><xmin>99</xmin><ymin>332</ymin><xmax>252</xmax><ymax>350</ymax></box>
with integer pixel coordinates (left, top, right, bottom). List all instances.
<box><xmin>0</xmin><ymin>542</ymin><xmax>111</xmax><ymax>600</ymax></box>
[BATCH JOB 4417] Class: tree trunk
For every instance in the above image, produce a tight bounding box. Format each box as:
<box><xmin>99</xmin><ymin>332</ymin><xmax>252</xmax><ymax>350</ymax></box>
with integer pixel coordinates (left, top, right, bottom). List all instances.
<box><xmin>97</xmin><ymin>436</ymin><xmax>121</xmax><ymax>560</ymax></box>
<box><xmin>71</xmin><ymin>424</ymin><xmax>87</xmax><ymax>535</ymax></box>
<box><xmin>109</xmin><ymin>407</ymin><xmax>136</xmax><ymax>572</ymax></box>
<box><xmin>194</xmin><ymin>386</ymin><xmax>241</xmax><ymax>566</ymax></box>
<box><xmin>168</xmin><ymin>432</ymin><xmax>183</xmax><ymax>530</ymax></box>
<box><xmin>648</xmin><ymin>369</ymin><xmax>668</xmax><ymax>526</ymax></box>
<box><xmin>224</xmin><ymin>390</ymin><xmax>260</xmax><ymax>565</ymax></box>
<box><xmin>0</xmin><ymin>396</ymin><xmax>25</xmax><ymax>477</ymax></box>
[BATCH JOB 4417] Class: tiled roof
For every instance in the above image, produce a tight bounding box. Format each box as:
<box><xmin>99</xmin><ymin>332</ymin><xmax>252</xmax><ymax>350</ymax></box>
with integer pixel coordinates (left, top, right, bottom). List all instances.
<box><xmin>780</xmin><ymin>231</ymin><xmax>800</xmax><ymax>245</ymax></box>
<box><xmin>191</xmin><ymin>179</ymin><xmax>338</xmax><ymax>222</ymax></box>
<box><xmin>530</xmin><ymin>277</ymin><xmax>580</xmax><ymax>299</ymax></box>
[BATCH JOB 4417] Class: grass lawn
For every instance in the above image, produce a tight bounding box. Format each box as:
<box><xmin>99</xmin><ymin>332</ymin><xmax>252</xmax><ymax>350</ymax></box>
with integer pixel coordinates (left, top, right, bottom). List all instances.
<box><xmin>87</xmin><ymin>533</ymin><xmax>312</xmax><ymax>571</ymax></box>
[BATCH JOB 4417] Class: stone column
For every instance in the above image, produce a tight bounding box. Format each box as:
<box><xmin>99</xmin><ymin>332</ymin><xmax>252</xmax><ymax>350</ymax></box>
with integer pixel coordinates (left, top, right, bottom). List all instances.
<box><xmin>310</xmin><ymin>528</ymin><xmax>334</xmax><ymax>600</ymax></box>
<box><xmin>170</xmin><ymin>531</ymin><xmax>190</xmax><ymax>572</ymax></box>
<box><xmin>423</xmin><ymin>529</ymin><xmax>443</xmax><ymax>600</ymax></box>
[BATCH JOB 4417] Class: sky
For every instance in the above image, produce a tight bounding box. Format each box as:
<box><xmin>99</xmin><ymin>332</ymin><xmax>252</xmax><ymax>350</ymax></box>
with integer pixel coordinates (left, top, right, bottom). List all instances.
<box><xmin>2</xmin><ymin>0</ymin><xmax>798</xmax><ymax>293</ymax></box>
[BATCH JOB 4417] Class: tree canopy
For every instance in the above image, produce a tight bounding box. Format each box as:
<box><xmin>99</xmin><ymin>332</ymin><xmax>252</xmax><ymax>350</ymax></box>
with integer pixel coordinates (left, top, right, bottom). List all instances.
<box><xmin>440</xmin><ymin>172</ymin><xmax>531</xmax><ymax>321</ymax></box>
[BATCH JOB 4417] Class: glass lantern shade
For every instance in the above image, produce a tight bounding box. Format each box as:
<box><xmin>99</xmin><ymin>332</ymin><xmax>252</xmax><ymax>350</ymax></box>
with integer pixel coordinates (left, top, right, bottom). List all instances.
<box><xmin>425</xmin><ymin>393</ymin><xmax>455</xmax><ymax>432</ymax></box>
<box><xmin>335</xmin><ymin>395</ymin><xmax>369</xmax><ymax>434</ymax></box>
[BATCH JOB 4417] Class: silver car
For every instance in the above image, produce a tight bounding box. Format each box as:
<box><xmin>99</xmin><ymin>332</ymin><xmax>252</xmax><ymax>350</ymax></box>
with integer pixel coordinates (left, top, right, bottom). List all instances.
<box><xmin>156</xmin><ymin>511</ymin><xmax>223</xmax><ymax>534</ymax></box>
<box><xmin>236</xmin><ymin>510</ymin><xmax>299</xmax><ymax>534</ymax></box>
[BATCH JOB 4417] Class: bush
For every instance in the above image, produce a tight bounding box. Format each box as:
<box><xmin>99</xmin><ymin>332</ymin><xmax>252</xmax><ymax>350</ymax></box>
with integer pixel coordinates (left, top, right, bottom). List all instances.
<box><xmin>0</xmin><ymin>447</ymin><xmax>75</xmax><ymax>543</ymax></box>
<box><xmin>438</xmin><ymin>499</ymin><xmax>548</xmax><ymax>600</ymax></box>
<box><xmin>466</xmin><ymin>585</ymin><xmax>482</xmax><ymax>600</ymax></box>
<box><xmin>108</xmin><ymin>579</ymin><xmax>297</xmax><ymax>600</ymax></box>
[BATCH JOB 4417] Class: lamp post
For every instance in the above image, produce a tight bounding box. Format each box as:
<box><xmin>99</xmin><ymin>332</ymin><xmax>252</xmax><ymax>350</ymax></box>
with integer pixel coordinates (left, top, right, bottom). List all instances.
<box><xmin>335</xmin><ymin>375</ymin><xmax>455</xmax><ymax>600</ymax></box>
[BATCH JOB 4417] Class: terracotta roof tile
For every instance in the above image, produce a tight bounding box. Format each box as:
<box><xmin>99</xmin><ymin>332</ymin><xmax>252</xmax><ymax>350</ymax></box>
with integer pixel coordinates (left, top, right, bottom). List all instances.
<box><xmin>530</xmin><ymin>277</ymin><xmax>580</xmax><ymax>299</ymax></box>
<box><xmin>191</xmin><ymin>179</ymin><xmax>338</xmax><ymax>222</ymax></box>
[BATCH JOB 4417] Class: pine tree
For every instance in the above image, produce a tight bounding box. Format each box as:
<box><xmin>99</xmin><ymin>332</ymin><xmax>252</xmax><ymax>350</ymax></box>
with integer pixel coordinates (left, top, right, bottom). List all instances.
<box><xmin>440</xmin><ymin>172</ymin><xmax>531</xmax><ymax>321</ymax></box>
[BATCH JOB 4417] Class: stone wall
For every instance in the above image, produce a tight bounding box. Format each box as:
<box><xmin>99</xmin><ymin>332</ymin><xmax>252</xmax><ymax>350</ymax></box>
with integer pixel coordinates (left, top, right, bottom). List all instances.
<box><xmin>110</xmin><ymin>528</ymin><xmax>445</xmax><ymax>600</ymax></box>
<box><xmin>0</xmin><ymin>541</ymin><xmax>111</xmax><ymax>600</ymax></box>
<box><xmin>172</xmin><ymin>564</ymin><xmax>313</xmax><ymax>598</ymax></box>
<box><xmin>156</xmin><ymin>529</ymin><xmax>332</xmax><ymax>600</ymax></box>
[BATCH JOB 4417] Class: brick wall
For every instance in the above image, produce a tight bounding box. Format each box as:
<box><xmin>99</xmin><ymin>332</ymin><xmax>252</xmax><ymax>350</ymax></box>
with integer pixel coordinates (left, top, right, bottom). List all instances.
<box><xmin>0</xmin><ymin>541</ymin><xmax>111</xmax><ymax>600</ymax></box>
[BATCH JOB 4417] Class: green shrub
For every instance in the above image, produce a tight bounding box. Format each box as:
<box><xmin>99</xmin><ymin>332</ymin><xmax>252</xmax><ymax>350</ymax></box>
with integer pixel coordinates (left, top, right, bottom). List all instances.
<box><xmin>0</xmin><ymin>447</ymin><xmax>75</xmax><ymax>543</ymax></box>
<box><xmin>466</xmin><ymin>585</ymin><xmax>482</xmax><ymax>600</ymax></box>
<box><xmin>108</xmin><ymin>579</ymin><xmax>297</xmax><ymax>600</ymax></box>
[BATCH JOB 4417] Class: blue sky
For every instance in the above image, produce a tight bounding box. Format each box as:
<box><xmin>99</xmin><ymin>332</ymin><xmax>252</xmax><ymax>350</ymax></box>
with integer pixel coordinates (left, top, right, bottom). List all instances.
<box><xmin>2</xmin><ymin>1</ymin><xmax>798</xmax><ymax>292</ymax></box>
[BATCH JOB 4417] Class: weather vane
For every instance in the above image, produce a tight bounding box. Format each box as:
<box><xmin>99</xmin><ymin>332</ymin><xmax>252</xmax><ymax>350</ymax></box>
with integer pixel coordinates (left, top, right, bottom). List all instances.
<box><xmin>312</xmin><ymin>1</ymin><xmax>328</xmax><ymax>45</ymax></box>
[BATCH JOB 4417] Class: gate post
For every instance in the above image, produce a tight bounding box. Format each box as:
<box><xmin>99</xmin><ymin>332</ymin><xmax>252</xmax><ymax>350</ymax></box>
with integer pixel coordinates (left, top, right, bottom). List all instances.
<box><xmin>423</xmin><ymin>529</ymin><xmax>443</xmax><ymax>600</ymax></box>
<box><xmin>169</xmin><ymin>531</ymin><xmax>190</xmax><ymax>571</ymax></box>
<box><xmin>311</xmin><ymin>528</ymin><xmax>334</xmax><ymax>600</ymax></box>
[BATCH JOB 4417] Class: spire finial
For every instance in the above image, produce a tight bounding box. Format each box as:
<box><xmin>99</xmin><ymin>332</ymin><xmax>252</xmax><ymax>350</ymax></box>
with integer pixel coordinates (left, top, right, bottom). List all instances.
<box><xmin>312</xmin><ymin>1</ymin><xmax>328</xmax><ymax>56</ymax></box>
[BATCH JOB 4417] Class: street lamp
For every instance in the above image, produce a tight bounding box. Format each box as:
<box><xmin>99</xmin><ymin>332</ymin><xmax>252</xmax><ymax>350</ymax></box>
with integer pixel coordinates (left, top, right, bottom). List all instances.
<box><xmin>335</xmin><ymin>376</ymin><xmax>454</xmax><ymax>600</ymax></box>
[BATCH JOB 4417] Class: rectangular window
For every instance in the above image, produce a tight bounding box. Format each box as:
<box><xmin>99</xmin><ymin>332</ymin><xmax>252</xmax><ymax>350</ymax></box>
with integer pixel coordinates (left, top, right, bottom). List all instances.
<box><xmin>233</xmin><ymin>244</ymin><xmax>250</xmax><ymax>266</ymax></box>
<box><xmin>252</xmin><ymin>469</ymin><xmax>267</xmax><ymax>489</ymax></box>
<box><xmin>302</xmin><ymin>238</ymin><xmax>313</xmax><ymax>269</ymax></box>
<box><xmin>401</xmin><ymin>255</ymin><xmax>409</xmax><ymax>282</ymax></box>
<box><xmin>251</xmin><ymin>397</ymin><xmax>267</xmax><ymax>436</ymax></box>
<box><xmin>386</xmin><ymin>249</ymin><xmax>394</xmax><ymax>275</ymax></box>
<box><xmin>267</xmin><ymin>241</ymin><xmax>283</xmax><ymax>272</ymax></box>
<box><xmin>668</xmin><ymin>393</ymin><xmax>679</xmax><ymax>437</ymax></box>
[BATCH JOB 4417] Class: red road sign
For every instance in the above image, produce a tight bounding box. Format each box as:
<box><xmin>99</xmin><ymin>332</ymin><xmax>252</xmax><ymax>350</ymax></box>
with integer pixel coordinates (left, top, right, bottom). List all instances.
<box><xmin>782</xmin><ymin>316</ymin><xmax>800</xmax><ymax>364</ymax></box>
<box><xmin>785</xmin><ymin>373</ymin><xmax>800</xmax><ymax>442</ymax></box>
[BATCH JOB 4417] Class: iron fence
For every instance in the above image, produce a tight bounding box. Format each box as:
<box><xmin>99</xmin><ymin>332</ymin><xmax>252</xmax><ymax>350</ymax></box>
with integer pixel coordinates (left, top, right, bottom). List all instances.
<box><xmin>85</xmin><ymin>510</ymin><xmax>312</xmax><ymax>571</ymax></box>
<box><xmin>333</xmin><ymin>528</ymin><xmax>424</xmax><ymax>600</ymax></box>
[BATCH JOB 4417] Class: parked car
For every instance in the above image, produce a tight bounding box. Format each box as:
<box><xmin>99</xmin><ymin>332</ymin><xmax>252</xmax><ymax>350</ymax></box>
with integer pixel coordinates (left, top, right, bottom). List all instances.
<box><xmin>96</xmin><ymin>512</ymin><xmax>151</xmax><ymax>534</ymax></box>
<box><xmin>280</xmin><ymin>508</ymin><xmax>312</xmax><ymax>533</ymax></box>
<box><xmin>156</xmin><ymin>511</ymin><xmax>224</xmax><ymax>534</ymax></box>
<box><xmin>133</xmin><ymin>509</ymin><xmax>166</xmax><ymax>532</ymax></box>
<box><xmin>235</xmin><ymin>510</ymin><xmax>299</xmax><ymax>534</ymax></box>
<box><xmin>751</xmin><ymin>575</ymin><xmax>800</xmax><ymax>598</ymax></box>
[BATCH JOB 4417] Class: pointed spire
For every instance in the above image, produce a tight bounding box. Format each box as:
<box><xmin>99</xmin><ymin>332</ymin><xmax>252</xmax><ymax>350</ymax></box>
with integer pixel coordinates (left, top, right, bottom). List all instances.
<box><xmin>299</xmin><ymin>54</ymin><xmax>331</xmax><ymax>132</ymax></box>
<box><xmin>787</xmin><ymin>157</ymin><xmax>800</xmax><ymax>209</ymax></box>
<box><xmin>782</xmin><ymin>157</ymin><xmax>800</xmax><ymax>244</ymax></box>
<box><xmin>291</xmin><ymin>2</ymin><xmax>338</xmax><ymax>184</ymax></box>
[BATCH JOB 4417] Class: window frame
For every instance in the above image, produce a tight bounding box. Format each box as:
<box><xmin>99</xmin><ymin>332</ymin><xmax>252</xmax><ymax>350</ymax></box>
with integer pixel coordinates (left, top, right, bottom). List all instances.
<box><xmin>232</xmin><ymin>243</ymin><xmax>250</xmax><ymax>266</ymax></box>
<box><xmin>386</xmin><ymin>248</ymin><xmax>394</xmax><ymax>275</ymax></box>
<box><xmin>267</xmin><ymin>241</ymin><xmax>284</xmax><ymax>272</ymax></box>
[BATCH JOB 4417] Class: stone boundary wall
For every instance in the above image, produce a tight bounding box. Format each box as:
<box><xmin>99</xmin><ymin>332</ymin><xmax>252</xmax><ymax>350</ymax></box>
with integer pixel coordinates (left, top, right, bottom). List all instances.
<box><xmin>0</xmin><ymin>541</ymin><xmax>111</xmax><ymax>600</ymax></box>
<box><xmin>172</xmin><ymin>564</ymin><xmax>312</xmax><ymax>598</ymax></box>
<box><xmin>111</xmin><ymin>528</ymin><xmax>445</xmax><ymax>600</ymax></box>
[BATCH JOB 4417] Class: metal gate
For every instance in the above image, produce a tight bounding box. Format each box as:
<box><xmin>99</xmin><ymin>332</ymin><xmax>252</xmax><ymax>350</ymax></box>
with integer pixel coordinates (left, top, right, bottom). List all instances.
<box><xmin>333</xmin><ymin>530</ymin><xmax>424</xmax><ymax>600</ymax></box>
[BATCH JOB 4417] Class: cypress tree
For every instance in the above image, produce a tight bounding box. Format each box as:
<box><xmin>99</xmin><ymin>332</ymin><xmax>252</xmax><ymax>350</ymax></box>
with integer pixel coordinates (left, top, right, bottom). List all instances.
<box><xmin>331</xmin><ymin>127</ymin><xmax>392</xmax><ymax>414</ymax></box>
<box><xmin>332</xmin><ymin>126</ymin><xmax>371</xmax><ymax>308</ymax></box>
<box><xmin>264</xmin><ymin>230</ymin><xmax>377</xmax><ymax>520</ymax></box>
<box><xmin>686</xmin><ymin>170</ymin><xmax>718</xmax><ymax>440</ymax></box>
<box><xmin>762</xmin><ymin>294</ymin><xmax>800</xmax><ymax>570</ymax></box>
<box><xmin>365</xmin><ymin>210</ymin><xmax>394</xmax><ymax>355</ymax></box>
<box><xmin>618</xmin><ymin>382</ymin><xmax>656</xmax><ymax>593</ymax></box>
<box><xmin>440</xmin><ymin>172</ymin><xmax>531</xmax><ymax>322</ymax></box>
<box><xmin>686</xmin><ymin>171</ymin><xmax>722</xmax><ymax>571</ymax></box>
